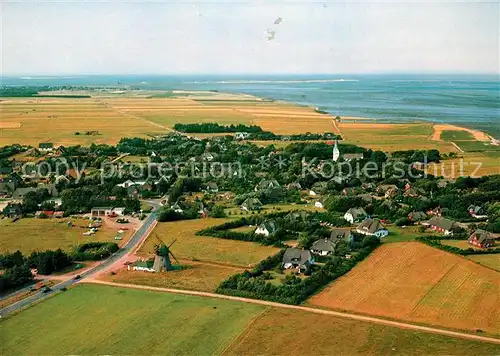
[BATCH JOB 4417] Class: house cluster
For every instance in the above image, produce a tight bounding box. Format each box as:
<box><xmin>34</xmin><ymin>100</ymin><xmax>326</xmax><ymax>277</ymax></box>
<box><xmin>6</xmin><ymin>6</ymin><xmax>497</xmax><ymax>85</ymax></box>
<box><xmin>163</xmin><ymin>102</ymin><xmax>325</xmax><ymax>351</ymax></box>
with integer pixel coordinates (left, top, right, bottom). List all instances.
<box><xmin>90</xmin><ymin>207</ymin><xmax>126</xmax><ymax>217</ymax></box>
<box><xmin>115</xmin><ymin>179</ymin><xmax>159</xmax><ymax>198</ymax></box>
<box><xmin>35</xmin><ymin>210</ymin><xmax>64</xmax><ymax>218</ymax></box>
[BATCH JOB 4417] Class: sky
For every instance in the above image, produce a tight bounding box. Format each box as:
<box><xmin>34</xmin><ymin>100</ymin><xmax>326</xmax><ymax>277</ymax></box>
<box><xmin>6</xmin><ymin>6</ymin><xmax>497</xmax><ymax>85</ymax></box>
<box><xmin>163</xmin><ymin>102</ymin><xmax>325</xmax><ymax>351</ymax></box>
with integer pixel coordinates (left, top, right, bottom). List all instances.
<box><xmin>1</xmin><ymin>0</ymin><xmax>499</xmax><ymax>75</ymax></box>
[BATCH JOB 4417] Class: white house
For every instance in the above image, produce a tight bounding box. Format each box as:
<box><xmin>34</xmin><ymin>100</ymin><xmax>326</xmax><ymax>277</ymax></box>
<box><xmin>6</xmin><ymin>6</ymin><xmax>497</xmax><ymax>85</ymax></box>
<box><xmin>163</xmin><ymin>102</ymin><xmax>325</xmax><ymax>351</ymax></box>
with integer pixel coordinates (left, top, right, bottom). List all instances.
<box><xmin>91</xmin><ymin>207</ymin><xmax>126</xmax><ymax>217</ymax></box>
<box><xmin>171</xmin><ymin>203</ymin><xmax>184</xmax><ymax>214</ymax></box>
<box><xmin>356</xmin><ymin>218</ymin><xmax>389</xmax><ymax>238</ymax></box>
<box><xmin>128</xmin><ymin>260</ymin><xmax>155</xmax><ymax>272</ymax></box>
<box><xmin>254</xmin><ymin>220</ymin><xmax>278</xmax><ymax>236</ymax></box>
<box><xmin>314</xmin><ymin>201</ymin><xmax>324</xmax><ymax>209</ymax></box>
<box><xmin>344</xmin><ymin>207</ymin><xmax>367</xmax><ymax>224</ymax></box>
<box><xmin>235</xmin><ymin>132</ymin><xmax>250</xmax><ymax>140</ymax></box>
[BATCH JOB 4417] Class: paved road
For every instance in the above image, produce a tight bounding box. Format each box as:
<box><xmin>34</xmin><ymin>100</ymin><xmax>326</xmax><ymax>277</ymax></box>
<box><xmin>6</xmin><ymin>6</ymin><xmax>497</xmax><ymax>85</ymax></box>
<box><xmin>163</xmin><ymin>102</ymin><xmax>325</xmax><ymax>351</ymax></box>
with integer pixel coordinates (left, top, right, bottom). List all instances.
<box><xmin>88</xmin><ymin>280</ymin><xmax>500</xmax><ymax>345</ymax></box>
<box><xmin>0</xmin><ymin>200</ymin><xmax>161</xmax><ymax>317</ymax></box>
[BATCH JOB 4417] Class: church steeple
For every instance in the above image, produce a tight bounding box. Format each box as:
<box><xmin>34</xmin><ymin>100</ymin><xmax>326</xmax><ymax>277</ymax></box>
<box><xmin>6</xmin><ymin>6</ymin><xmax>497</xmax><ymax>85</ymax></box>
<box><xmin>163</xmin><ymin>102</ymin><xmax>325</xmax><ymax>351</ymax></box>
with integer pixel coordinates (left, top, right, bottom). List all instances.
<box><xmin>332</xmin><ymin>139</ymin><xmax>340</xmax><ymax>161</ymax></box>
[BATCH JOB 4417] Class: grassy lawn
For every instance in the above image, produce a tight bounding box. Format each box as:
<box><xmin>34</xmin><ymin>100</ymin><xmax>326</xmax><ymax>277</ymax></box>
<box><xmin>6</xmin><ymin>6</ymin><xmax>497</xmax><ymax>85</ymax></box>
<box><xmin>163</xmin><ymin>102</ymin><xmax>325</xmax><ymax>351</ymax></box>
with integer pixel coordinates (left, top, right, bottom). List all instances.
<box><xmin>223</xmin><ymin>308</ymin><xmax>500</xmax><ymax>356</ymax></box>
<box><xmin>0</xmin><ymin>217</ymin><xmax>129</xmax><ymax>254</ymax></box>
<box><xmin>1</xmin><ymin>284</ymin><xmax>265</xmax><ymax>355</ymax></box>
<box><xmin>441</xmin><ymin>130</ymin><xmax>475</xmax><ymax>141</ymax></box>
<box><xmin>385</xmin><ymin>226</ymin><xmax>432</xmax><ymax>243</ymax></box>
<box><xmin>224</xmin><ymin>204</ymin><xmax>319</xmax><ymax>217</ymax></box>
<box><xmin>467</xmin><ymin>254</ymin><xmax>500</xmax><ymax>271</ymax></box>
<box><xmin>103</xmin><ymin>262</ymin><xmax>243</xmax><ymax>292</ymax></box>
<box><xmin>139</xmin><ymin>218</ymin><xmax>279</xmax><ymax>267</ymax></box>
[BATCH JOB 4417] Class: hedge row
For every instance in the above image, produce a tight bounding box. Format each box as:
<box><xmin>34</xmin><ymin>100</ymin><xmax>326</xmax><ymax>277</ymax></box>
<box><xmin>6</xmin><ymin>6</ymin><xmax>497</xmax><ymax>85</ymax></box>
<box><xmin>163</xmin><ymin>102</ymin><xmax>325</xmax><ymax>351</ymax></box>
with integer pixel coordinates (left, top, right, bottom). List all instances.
<box><xmin>416</xmin><ymin>237</ymin><xmax>500</xmax><ymax>255</ymax></box>
<box><xmin>216</xmin><ymin>242</ymin><xmax>379</xmax><ymax>305</ymax></box>
<box><xmin>72</xmin><ymin>242</ymin><xmax>119</xmax><ymax>261</ymax></box>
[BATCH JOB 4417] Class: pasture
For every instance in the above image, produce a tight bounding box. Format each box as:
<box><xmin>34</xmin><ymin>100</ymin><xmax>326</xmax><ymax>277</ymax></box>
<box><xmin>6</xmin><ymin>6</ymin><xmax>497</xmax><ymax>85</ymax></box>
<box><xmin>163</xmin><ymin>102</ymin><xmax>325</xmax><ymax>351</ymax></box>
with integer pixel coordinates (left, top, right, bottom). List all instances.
<box><xmin>0</xmin><ymin>97</ymin><xmax>168</xmax><ymax>146</ymax></box>
<box><xmin>103</xmin><ymin>262</ymin><xmax>243</xmax><ymax>292</ymax></box>
<box><xmin>223</xmin><ymin>308</ymin><xmax>500</xmax><ymax>356</ymax></box>
<box><xmin>0</xmin><ymin>217</ymin><xmax>130</xmax><ymax>254</ymax></box>
<box><xmin>0</xmin><ymin>284</ymin><xmax>264</xmax><ymax>355</ymax></box>
<box><xmin>426</xmin><ymin>151</ymin><xmax>500</xmax><ymax>177</ymax></box>
<box><xmin>441</xmin><ymin>130</ymin><xmax>475</xmax><ymax>141</ymax></box>
<box><xmin>139</xmin><ymin>218</ymin><xmax>279</xmax><ymax>267</ymax></box>
<box><xmin>338</xmin><ymin>122</ymin><xmax>457</xmax><ymax>152</ymax></box>
<box><xmin>308</xmin><ymin>242</ymin><xmax>500</xmax><ymax>334</ymax></box>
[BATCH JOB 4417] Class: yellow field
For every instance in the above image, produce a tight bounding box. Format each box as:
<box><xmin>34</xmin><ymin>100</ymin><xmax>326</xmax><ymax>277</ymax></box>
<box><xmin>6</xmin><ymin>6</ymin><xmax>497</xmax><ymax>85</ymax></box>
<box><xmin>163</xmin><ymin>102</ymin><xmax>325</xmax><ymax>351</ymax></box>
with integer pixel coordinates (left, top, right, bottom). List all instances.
<box><xmin>223</xmin><ymin>308</ymin><xmax>500</xmax><ymax>356</ymax></box>
<box><xmin>426</xmin><ymin>152</ymin><xmax>500</xmax><ymax>177</ymax></box>
<box><xmin>139</xmin><ymin>218</ymin><xmax>279</xmax><ymax>267</ymax></box>
<box><xmin>0</xmin><ymin>217</ymin><xmax>130</xmax><ymax>254</ymax></box>
<box><xmin>101</xmin><ymin>261</ymin><xmax>243</xmax><ymax>292</ymax></box>
<box><xmin>308</xmin><ymin>242</ymin><xmax>500</xmax><ymax>334</ymax></box>
<box><xmin>0</xmin><ymin>97</ymin><xmax>168</xmax><ymax>146</ymax></box>
<box><xmin>2</xmin><ymin>93</ymin><xmax>497</xmax><ymax>177</ymax></box>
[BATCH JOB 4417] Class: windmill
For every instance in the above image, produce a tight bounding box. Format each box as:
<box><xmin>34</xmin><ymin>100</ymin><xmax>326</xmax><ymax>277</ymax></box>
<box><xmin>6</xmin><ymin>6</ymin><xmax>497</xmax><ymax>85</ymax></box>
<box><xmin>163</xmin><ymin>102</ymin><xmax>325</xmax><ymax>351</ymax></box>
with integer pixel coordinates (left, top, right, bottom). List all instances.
<box><xmin>152</xmin><ymin>235</ymin><xmax>180</xmax><ymax>272</ymax></box>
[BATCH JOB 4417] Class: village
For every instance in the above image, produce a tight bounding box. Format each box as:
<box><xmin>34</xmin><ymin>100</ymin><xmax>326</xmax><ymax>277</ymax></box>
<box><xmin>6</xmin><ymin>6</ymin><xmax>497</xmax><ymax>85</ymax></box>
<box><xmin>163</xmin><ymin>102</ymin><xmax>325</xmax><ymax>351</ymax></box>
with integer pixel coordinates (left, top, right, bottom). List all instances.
<box><xmin>1</xmin><ymin>129</ymin><xmax>499</xmax><ymax>298</ymax></box>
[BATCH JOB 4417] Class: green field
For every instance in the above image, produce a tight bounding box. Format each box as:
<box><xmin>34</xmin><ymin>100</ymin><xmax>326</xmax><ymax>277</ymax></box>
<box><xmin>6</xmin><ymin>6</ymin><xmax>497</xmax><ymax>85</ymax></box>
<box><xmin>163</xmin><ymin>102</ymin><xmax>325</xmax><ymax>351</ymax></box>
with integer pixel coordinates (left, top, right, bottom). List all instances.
<box><xmin>441</xmin><ymin>130</ymin><xmax>475</xmax><ymax>141</ymax></box>
<box><xmin>140</xmin><ymin>218</ymin><xmax>279</xmax><ymax>267</ymax></box>
<box><xmin>3</xmin><ymin>284</ymin><xmax>500</xmax><ymax>356</ymax></box>
<box><xmin>0</xmin><ymin>218</ymin><xmax>128</xmax><ymax>254</ymax></box>
<box><xmin>0</xmin><ymin>284</ymin><xmax>264</xmax><ymax>355</ymax></box>
<box><xmin>454</xmin><ymin>140</ymin><xmax>500</xmax><ymax>152</ymax></box>
<box><xmin>385</xmin><ymin>226</ymin><xmax>434</xmax><ymax>243</ymax></box>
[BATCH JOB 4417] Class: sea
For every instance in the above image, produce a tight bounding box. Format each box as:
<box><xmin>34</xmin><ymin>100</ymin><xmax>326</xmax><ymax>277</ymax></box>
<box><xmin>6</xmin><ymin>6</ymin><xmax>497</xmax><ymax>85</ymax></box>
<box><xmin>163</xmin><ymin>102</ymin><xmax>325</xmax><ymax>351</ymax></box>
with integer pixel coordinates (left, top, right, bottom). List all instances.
<box><xmin>2</xmin><ymin>74</ymin><xmax>499</xmax><ymax>138</ymax></box>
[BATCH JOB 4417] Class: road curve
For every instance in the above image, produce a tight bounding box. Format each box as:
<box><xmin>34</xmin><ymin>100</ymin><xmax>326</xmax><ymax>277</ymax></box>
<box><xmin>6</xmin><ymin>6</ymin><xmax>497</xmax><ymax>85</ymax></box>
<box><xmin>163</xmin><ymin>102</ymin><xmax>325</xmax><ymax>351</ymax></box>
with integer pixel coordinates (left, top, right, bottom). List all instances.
<box><xmin>86</xmin><ymin>279</ymin><xmax>500</xmax><ymax>345</ymax></box>
<box><xmin>0</xmin><ymin>200</ymin><xmax>161</xmax><ymax>317</ymax></box>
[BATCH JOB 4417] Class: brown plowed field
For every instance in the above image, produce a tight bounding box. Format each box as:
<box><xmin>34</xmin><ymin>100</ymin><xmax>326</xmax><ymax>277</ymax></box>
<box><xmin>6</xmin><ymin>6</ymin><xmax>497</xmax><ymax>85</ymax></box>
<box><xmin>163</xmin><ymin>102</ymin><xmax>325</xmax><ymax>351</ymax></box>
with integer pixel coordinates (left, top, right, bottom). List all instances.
<box><xmin>308</xmin><ymin>242</ymin><xmax>500</xmax><ymax>334</ymax></box>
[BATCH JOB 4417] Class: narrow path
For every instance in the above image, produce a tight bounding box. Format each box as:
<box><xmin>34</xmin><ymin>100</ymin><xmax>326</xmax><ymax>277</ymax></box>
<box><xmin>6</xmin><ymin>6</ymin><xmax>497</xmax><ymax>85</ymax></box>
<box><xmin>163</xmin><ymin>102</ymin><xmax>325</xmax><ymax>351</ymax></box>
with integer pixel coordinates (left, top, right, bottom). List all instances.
<box><xmin>84</xmin><ymin>280</ymin><xmax>500</xmax><ymax>345</ymax></box>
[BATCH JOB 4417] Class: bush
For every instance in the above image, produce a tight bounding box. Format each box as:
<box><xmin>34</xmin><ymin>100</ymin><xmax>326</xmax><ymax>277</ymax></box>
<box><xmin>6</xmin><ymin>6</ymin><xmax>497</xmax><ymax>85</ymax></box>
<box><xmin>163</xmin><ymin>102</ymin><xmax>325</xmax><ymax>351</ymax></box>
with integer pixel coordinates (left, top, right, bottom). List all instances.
<box><xmin>72</xmin><ymin>242</ymin><xmax>119</xmax><ymax>261</ymax></box>
<box><xmin>28</xmin><ymin>249</ymin><xmax>73</xmax><ymax>275</ymax></box>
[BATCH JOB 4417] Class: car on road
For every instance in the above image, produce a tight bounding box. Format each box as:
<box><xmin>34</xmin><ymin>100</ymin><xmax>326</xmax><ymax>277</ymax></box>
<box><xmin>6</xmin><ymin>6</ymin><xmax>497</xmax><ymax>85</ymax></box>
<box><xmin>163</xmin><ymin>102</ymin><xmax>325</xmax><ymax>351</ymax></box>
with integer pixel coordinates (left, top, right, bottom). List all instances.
<box><xmin>73</xmin><ymin>274</ymin><xmax>81</xmax><ymax>280</ymax></box>
<box><xmin>41</xmin><ymin>286</ymin><xmax>51</xmax><ymax>293</ymax></box>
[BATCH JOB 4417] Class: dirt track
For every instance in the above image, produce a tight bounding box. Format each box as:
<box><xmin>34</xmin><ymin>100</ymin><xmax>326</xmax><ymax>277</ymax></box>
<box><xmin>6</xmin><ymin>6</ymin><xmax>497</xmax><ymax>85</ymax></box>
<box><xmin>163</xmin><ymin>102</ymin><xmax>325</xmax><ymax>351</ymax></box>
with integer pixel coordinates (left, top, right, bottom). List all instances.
<box><xmin>84</xmin><ymin>280</ymin><xmax>500</xmax><ymax>345</ymax></box>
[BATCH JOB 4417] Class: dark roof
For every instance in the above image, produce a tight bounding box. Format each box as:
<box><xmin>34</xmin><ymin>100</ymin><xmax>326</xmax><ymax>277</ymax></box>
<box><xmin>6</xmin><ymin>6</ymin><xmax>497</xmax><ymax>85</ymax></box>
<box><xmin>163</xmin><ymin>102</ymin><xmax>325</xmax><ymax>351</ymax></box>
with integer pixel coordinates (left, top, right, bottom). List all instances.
<box><xmin>343</xmin><ymin>153</ymin><xmax>364</xmax><ymax>160</ymax></box>
<box><xmin>311</xmin><ymin>238</ymin><xmax>336</xmax><ymax>253</ymax></box>
<box><xmin>241</xmin><ymin>198</ymin><xmax>263</xmax><ymax>209</ymax></box>
<box><xmin>39</xmin><ymin>143</ymin><xmax>54</xmax><ymax>148</ymax></box>
<box><xmin>12</xmin><ymin>187</ymin><xmax>38</xmax><ymax>199</ymax></box>
<box><xmin>285</xmin><ymin>210</ymin><xmax>308</xmax><ymax>222</ymax></box>
<box><xmin>468</xmin><ymin>205</ymin><xmax>482</xmax><ymax>214</ymax></box>
<box><xmin>258</xmin><ymin>220</ymin><xmax>277</xmax><ymax>234</ymax></box>
<box><xmin>283</xmin><ymin>248</ymin><xmax>312</xmax><ymax>266</ymax></box>
<box><xmin>357</xmin><ymin>218</ymin><xmax>386</xmax><ymax>234</ymax></box>
<box><xmin>468</xmin><ymin>229</ymin><xmax>493</xmax><ymax>244</ymax></box>
<box><xmin>408</xmin><ymin>211</ymin><xmax>427</xmax><ymax>220</ymax></box>
<box><xmin>346</xmin><ymin>207</ymin><xmax>367</xmax><ymax>219</ymax></box>
<box><xmin>255</xmin><ymin>179</ymin><xmax>280</xmax><ymax>191</ymax></box>
<box><xmin>330</xmin><ymin>229</ymin><xmax>348</xmax><ymax>241</ymax></box>
<box><xmin>4</xmin><ymin>202</ymin><xmax>22</xmax><ymax>213</ymax></box>
<box><xmin>427</xmin><ymin>216</ymin><xmax>456</xmax><ymax>231</ymax></box>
